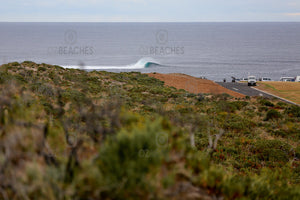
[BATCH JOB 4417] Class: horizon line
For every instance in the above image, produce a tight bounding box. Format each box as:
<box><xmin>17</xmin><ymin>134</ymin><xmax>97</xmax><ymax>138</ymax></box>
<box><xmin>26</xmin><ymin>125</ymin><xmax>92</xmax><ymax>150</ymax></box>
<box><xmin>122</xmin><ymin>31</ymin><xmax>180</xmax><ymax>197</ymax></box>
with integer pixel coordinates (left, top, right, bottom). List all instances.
<box><xmin>1</xmin><ymin>21</ymin><xmax>300</xmax><ymax>23</ymax></box>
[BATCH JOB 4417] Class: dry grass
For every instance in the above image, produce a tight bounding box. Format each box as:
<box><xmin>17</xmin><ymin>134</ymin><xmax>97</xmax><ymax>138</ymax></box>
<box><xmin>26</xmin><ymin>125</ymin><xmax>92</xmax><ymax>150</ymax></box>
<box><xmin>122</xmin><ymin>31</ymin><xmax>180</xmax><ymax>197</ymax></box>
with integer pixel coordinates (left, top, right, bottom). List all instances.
<box><xmin>147</xmin><ymin>73</ymin><xmax>245</xmax><ymax>98</ymax></box>
<box><xmin>257</xmin><ymin>81</ymin><xmax>300</xmax><ymax>104</ymax></box>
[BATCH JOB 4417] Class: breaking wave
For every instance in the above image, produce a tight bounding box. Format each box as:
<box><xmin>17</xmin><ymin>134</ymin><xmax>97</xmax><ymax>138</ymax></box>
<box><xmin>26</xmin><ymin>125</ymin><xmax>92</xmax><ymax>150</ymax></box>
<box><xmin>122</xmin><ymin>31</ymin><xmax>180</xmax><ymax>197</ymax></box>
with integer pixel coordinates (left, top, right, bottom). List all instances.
<box><xmin>61</xmin><ymin>58</ymin><xmax>161</xmax><ymax>70</ymax></box>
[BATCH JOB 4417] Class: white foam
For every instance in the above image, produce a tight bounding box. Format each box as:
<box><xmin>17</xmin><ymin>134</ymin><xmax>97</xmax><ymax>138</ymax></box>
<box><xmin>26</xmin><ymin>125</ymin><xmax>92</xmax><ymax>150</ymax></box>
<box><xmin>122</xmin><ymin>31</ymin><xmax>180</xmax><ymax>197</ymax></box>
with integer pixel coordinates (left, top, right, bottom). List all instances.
<box><xmin>61</xmin><ymin>57</ymin><xmax>160</xmax><ymax>70</ymax></box>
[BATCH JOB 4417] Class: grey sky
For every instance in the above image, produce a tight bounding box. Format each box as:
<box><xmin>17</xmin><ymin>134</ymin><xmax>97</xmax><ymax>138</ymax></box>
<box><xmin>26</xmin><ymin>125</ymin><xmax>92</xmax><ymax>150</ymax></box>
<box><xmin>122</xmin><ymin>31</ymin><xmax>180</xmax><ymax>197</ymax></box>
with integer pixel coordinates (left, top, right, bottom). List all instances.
<box><xmin>1</xmin><ymin>0</ymin><xmax>300</xmax><ymax>22</ymax></box>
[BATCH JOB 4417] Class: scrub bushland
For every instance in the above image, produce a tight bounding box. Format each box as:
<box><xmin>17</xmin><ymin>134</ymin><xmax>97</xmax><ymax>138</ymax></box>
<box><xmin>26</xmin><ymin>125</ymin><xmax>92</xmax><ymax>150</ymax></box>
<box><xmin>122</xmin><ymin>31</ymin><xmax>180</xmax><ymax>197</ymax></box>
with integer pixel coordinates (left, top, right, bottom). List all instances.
<box><xmin>0</xmin><ymin>62</ymin><xmax>300</xmax><ymax>200</ymax></box>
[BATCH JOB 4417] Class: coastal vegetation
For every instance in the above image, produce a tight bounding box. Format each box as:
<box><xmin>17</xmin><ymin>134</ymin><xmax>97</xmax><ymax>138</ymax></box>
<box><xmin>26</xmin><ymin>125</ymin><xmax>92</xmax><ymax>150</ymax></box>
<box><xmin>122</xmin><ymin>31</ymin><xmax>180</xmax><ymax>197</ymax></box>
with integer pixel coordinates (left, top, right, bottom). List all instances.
<box><xmin>0</xmin><ymin>61</ymin><xmax>300</xmax><ymax>199</ymax></box>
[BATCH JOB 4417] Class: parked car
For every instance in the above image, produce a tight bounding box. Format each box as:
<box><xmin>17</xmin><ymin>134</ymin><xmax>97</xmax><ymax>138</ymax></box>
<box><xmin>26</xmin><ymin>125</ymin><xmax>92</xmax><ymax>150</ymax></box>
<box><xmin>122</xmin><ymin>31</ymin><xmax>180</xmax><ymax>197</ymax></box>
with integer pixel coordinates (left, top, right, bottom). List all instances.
<box><xmin>248</xmin><ymin>76</ymin><xmax>257</xmax><ymax>86</ymax></box>
<box><xmin>280</xmin><ymin>77</ymin><xmax>295</xmax><ymax>82</ymax></box>
<box><xmin>296</xmin><ymin>76</ymin><xmax>300</xmax><ymax>82</ymax></box>
<box><xmin>261</xmin><ymin>77</ymin><xmax>272</xmax><ymax>81</ymax></box>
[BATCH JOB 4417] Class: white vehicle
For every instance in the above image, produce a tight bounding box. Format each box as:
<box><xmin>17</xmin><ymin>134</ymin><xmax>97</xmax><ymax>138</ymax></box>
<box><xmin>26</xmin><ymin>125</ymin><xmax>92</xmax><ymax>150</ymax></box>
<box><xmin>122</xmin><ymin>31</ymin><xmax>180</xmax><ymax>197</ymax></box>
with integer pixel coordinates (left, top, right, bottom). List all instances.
<box><xmin>248</xmin><ymin>76</ymin><xmax>256</xmax><ymax>86</ymax></box>
<box><xmin>280</xmin><ymin>77</ymin><xmax>295</xmax><ymax>82</ymax></box>
<box><xmin>261</xmin><ymin>77</ymin><xmax>272</xmax><ymax>81</ymax></box>
<box><xmin>296</xmin><ymin>76</ymin><xmax>300</xmax><ymax>82</ymax></box>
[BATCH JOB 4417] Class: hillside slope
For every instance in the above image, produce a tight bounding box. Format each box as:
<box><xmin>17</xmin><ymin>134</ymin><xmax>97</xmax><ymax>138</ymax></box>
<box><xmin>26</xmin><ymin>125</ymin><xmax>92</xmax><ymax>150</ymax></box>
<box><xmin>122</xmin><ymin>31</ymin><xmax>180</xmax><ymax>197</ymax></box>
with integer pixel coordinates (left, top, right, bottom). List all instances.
<box><xmin>0</xmin><ymin>61</ymin><xmax>300</xmax><ymax>199</ymax></box>
<box><xmin>148</xmin><ymin>73</ymin><xmax>245</xmax><ymax>98</ymax></box>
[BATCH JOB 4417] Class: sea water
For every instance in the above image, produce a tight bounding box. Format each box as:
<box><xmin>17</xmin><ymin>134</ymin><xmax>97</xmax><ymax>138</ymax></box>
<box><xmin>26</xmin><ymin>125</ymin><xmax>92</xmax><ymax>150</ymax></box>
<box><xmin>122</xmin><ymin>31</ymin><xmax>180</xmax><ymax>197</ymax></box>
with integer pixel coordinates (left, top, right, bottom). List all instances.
<box><xmin>0</xmin><ymin>22</ymin><xmax>300</xmax><ymax>81</ymax></box>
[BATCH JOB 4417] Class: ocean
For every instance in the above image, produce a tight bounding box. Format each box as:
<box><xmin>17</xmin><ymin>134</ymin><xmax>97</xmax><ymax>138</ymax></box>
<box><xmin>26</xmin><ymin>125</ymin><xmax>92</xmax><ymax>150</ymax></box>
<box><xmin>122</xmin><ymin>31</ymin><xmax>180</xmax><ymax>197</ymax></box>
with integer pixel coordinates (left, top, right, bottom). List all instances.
<box><xmin>0</xmin><ymin>22</ymin><xmax>300</xmax><ymax>81</ymax></box>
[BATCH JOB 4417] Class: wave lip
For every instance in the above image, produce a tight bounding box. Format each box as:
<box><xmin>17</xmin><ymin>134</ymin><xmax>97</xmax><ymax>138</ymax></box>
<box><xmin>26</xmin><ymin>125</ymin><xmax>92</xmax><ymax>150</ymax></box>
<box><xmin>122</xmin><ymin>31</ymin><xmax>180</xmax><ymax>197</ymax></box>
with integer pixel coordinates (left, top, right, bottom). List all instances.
<box><xmin>133</xmin><ymin>57</ymin><xmax>160</xmax><ymax>68</ymax></box>
<box><xmin>62</xmin><ymin>57</ymin><xmax>161</xmax><ymax>70</ymax></box>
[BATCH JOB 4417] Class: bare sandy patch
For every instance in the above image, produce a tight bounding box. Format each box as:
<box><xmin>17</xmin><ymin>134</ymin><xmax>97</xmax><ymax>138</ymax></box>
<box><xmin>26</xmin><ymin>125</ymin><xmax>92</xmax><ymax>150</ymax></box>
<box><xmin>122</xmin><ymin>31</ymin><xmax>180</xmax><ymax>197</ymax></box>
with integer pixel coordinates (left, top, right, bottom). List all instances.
<box><xmin>147</xmin><ymin>73</ymin><xmax>245</xmax><ymax>98</ymax></box>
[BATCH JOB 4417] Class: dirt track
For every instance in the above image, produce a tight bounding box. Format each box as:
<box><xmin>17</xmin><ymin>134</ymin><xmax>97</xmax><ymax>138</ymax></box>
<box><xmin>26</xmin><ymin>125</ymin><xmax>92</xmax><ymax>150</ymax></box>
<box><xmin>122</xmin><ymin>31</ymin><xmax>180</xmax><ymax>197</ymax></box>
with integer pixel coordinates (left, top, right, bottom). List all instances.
<box><xmin>147</xmin><ymin>73</ymin><xmax>245</xmax><ymax>98</ymax></box>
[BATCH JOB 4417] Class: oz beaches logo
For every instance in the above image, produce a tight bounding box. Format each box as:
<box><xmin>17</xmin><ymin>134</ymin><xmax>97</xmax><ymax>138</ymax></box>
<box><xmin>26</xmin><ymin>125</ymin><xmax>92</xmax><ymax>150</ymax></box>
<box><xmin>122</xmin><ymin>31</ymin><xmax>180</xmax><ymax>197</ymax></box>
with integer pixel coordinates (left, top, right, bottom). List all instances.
<box><xmin>139</xmin><ymin>29</ymin><xmax>185</xmax><ymax>56</ymax></box>
<box><xmin>156</xmin><ymin>30</ymin><xmax>168</xmax><ymax>45</ymax></box>
<box><xmin>64</xmin><ymin>30</ymin><xmax>77</xmax><ymax>45</ymax></box>
<box><xmin>48</xmin><ymin>30</ymin><xmax>94</xmax><ymax>56</ymax></box>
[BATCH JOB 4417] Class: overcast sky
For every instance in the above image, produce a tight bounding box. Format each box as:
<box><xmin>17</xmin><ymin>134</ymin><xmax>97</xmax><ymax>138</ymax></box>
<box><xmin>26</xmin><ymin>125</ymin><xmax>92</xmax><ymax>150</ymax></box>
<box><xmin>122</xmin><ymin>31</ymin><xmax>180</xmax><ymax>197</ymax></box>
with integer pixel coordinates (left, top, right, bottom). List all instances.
<box><xmin>1</xmin><ymin>0</ymin><xmax>300</xmax><ymax>22</ymax></box>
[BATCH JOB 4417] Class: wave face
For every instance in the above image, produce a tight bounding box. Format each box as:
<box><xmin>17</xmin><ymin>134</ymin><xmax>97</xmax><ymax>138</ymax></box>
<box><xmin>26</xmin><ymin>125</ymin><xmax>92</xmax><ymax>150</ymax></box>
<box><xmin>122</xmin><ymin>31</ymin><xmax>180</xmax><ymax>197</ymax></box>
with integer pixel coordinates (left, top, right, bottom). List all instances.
<box><xmin>62</xmin><ymin>58</ymin><xmax>161</xmax><ymax>70</ymax></box>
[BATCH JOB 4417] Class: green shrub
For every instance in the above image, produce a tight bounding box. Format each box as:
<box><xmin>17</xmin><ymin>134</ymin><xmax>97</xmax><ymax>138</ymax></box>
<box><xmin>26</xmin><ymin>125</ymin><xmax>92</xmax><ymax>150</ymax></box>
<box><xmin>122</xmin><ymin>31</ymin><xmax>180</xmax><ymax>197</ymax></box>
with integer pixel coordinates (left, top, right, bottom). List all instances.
<box><xmin>296</xmin><ymin>146</ymin><xmax>300</xmax><ymax>159</ymax></box>
<box><xmin>30</xmin><ymin>82</ymin><xmax>55</xmax><ymax>97</ymax></box>
<box><xmin>258</xmin><ymin>106</ymin><xmax>269</xmax><ymax>112</ymax></box>
<box><xmin>0</xmin><ymin>71</ymin><xmax>14</xmax><ymax>83</ymax></box>
<box><xmin>137</xmin><ymin>74</ymin><xmax>164</xmax><ymax>87</ymax></box>
<box><xmin>195</xmin><ymin>131</ymin><xmax>209</xmax><ymax>150</ymax></box>
<box><xmin>61</xmin><ymin>89</ymin><xmax>87</xmax><ymax>103</ymax></box>
<box><xmin>23</xmin><ymin>61</ymin><xmax>34</xmax><ymax>64</ymax></box>
<box><xmin>95</xmin><ymin>119</ymin><xmax>169</xmax><ymax>198</ymax></box>
<box><xmin>223</xmin><ymin>114</ymin><xmax>255</xmax><ymax>132</ymax></box>
<box><xmin>40</xmin><ymin>100</ymin><xmax>61</xmax><ymax>116</ymax></box>
<box><xmin>276</xmin><ymin>101</ymin><xmax>287</xmax><ymax>108</ymax></box>
<box><xmin>10</xmin><ymin>62</ymin><xmax>20</xmax><ymax>66</ymax></box>
<box><xmin>213</xmin><ymin>93</ymin><xmax>231</xmax><ymax>101</ymax></box>
<box><xmin>273</xmin><ymin>130</ymin><xmax>287</xmax><ymax>137</ymax></box>
<box><xmin>38</xmin><ymin>66</ymin><xmax>47</xmax><ymax>71</ymax></box>
<box><xmin>251</xmin><ymin>140</ymin><xmax>291</xmax><ymax>163</ymax></box>
<box><xmin>230</xmin><ymin>101</ymin><xmax>249</xmax><ymax>110</ymax></box>
<box><xmin>217</xmin><ymin>101</ymin><xmax>237</xmax><ymax>113</ymax></box>
<box><xmin>214</xmin><ymin>100</ymin><xmax>247</xmax><ymax>113</ymax></box>
<box><xmin>285</xmin><ymin>105</ymin><xmax>300</xmax><ymax>118</ymax></box>
<box><xmin>265</xmin><ymin>109</ymin><xmax>282</xmax><ymax>121</ymax></box>
<box><xmin>259</xmin><ymin>99</ymin><xmax>274</xmax><ymax>107</ymax></box>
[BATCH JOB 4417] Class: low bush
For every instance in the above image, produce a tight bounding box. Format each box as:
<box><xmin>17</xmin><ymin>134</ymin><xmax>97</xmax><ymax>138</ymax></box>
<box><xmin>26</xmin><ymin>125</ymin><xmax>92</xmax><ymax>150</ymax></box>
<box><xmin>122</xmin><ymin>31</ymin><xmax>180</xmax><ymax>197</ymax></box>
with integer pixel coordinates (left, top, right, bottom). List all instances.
<box><xmin>272</xmin><ymin>130</ymin><xmax>287</xmax><ymax>137</ymax></box>
<box><xmin>223</xmin><ymin>114</ymin><xmax>255</xmax><ymax>132</ymax></box>
<box><xmin>95</xmin><ymin>119</ymin><xmax>169</xmax><ymax>199</ymax></box>
<box><xmin>285</xmin><ymin>105</ymin><xmax>300</xmax><ymax>118</ymax></box>
<box><xmin>230</xmin><ymin>101</ymin><xmax>249</xmax><ymax>110</ymax></box>
<box><xmin>0</xmin><ymin>71</ymin><xmax>14</xmax><ymax>83</ymax></box>
<box><xmin>296</xmin><ymin>146</ymin><xmax>300</xmax><ymax>159</ymax></box>
<box><xmin>251</xmin><ymin>139</ymin><xmax>291</xmax><ymax>163</ymax></box>
<box><xmin>10</xmin><ymin>62</ymin><xmax>20</xmax><ymax>66</ymax></box>
<box><xmin>61</xmin><ymin>89</ymin><xmax>87</xmax><ymax>104</ymax></box>
<box><xmin>30</xmin><ymin>82</ymin><xmax>55</xmax><ymax>97</ymax></box>
<box><xmin>38</xmin><ymin>66</ymin><xmax>47</xmax><ymax>71</ymax></box>
<box><xmin>265</xmin><ymin>109</ymin><xmax>282</xmax><ymax>121</ymax></box>
<box><xmin>259</xmin><ymin>99</ymin><xmax>274</xmax><ymax>107</ymax></box>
